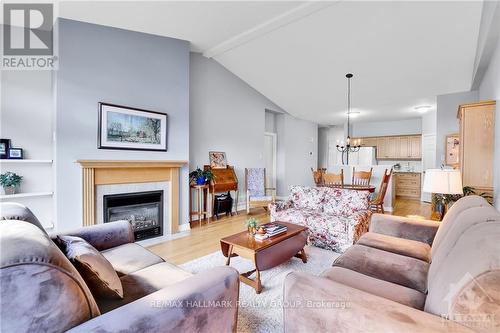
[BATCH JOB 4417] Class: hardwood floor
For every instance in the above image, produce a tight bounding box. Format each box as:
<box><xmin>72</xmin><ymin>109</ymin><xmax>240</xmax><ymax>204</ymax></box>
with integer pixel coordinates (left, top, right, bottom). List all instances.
<box><xmin>148</xmin><ymin>198</ymin><xmax>431</xmax><ymax>265</ymax></box>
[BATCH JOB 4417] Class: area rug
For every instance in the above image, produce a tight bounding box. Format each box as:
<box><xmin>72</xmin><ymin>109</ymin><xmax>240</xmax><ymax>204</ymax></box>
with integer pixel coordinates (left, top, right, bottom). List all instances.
<box><xmin>180</xmin><ymin>246</ymin><xmax>339</xmax><ymax>333</ymax></box>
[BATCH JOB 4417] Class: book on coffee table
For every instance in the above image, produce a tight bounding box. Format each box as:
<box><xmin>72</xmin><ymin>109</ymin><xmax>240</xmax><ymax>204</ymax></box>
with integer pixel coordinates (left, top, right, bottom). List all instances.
<box><xmin>254</xmin><ymin>223</ymin><xmax>288</xmax><ymax>240</ymax></box>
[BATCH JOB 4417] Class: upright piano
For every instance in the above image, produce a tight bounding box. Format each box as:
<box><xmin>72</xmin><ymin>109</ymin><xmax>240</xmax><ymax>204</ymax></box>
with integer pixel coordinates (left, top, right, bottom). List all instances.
<box><xmin>204</xmin><ymin>165</ymin><xmax>239</xmax><ymax>216</ymax></box>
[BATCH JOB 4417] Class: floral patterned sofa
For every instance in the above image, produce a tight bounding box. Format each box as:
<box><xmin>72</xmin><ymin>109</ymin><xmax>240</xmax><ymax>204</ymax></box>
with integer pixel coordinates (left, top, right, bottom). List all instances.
<box><xmin>270</xmin><ymin>186</ymin><xmax>372</xmax><ymax>253</ymax></box>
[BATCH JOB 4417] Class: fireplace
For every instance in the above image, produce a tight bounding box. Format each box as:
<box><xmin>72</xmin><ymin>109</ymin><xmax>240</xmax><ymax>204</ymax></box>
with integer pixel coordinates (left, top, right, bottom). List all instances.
<box><xmin>103</xmin><ymin>190</ymin><xmax>163</xmax><ymax>241</ymax></box>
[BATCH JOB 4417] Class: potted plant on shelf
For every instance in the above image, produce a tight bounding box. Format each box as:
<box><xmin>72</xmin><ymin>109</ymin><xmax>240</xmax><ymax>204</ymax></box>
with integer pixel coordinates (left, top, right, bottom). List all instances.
<box><xmin>189</xmin><ymin>168</ymin><xmax>215</xmax><ymax>186</ymax></box>
<box><xmin>0</xmin><ymin>171</ymin><xmax>23</xmax><ymax>195</ymax></box>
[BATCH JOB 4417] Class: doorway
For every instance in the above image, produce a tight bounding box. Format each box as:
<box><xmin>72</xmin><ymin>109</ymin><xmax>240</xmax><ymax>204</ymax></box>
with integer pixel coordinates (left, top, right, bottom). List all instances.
<box><xmin>264</xmin><ymin>132</ymin><xmax>277</xmax><ymax>189</ymax></box>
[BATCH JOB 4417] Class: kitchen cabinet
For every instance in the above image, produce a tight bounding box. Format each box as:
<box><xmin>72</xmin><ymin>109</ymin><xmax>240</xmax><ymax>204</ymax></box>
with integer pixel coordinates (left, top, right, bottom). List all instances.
<box><xmin>394</xmin><ymin>172</ymin><xmax>421</xmax><ymax>199</ymax></box>
<box><xmin>409</xmin><ymin>136</ymin><xmax>421</xmax><ymax>159</ymax></box>
<box><xmin>352</xmin><ymin>135</ymin><xmax>422</xmax><ymax>160</ymax></box>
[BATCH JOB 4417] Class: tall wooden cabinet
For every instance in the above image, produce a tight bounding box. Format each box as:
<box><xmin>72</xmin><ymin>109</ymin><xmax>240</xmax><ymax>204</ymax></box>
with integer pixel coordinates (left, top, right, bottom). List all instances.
<box><xmin>457</xmin><ymin>100</ymin><xmax>496</xmax><ymax>196</ymax></box>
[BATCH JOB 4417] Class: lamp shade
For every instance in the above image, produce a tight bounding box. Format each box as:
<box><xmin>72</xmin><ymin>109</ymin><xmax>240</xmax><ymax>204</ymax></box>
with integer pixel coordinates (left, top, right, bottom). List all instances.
<box><xmin>423</xmin><ymin>169</ymin><xmax>463</xmax><ymax>194</ymax></box>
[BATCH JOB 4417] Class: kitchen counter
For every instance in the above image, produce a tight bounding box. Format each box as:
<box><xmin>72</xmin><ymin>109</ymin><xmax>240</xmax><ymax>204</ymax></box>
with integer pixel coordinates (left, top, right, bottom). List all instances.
<box><xmin>393</xmin><ymin>170</ymin><xmax>421</xmax><ymax>174</ymax></box>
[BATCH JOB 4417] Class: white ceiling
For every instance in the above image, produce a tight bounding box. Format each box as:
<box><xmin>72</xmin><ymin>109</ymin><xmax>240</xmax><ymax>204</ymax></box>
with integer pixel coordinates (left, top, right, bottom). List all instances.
<box><xmin>58</xmin><ymin>1</ymin><xmax>484</xmax><ymax>125</ymax></box>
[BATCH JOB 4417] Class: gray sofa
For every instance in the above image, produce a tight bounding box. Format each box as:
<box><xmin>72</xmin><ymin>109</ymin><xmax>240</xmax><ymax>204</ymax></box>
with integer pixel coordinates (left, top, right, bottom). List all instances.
<box><xmin>284</xmin><ymin>195</ymin><xmax>500</xmax><ymax>332</ymax></box>
<box><xmin>0</xmin><ymin>202</ymin><xmax>239</xmax><ymax>333</ymax></box>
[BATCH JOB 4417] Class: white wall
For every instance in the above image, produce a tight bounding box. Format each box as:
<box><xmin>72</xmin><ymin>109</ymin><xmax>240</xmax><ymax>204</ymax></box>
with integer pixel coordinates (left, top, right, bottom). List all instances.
<box><xmin>478</xmin><ymin>36</ymin><xmax>500</xmax><ymax>210</ymax></box>
<box><xmin>436</xmin><ymin>90</ymin><xmax>478</xmax><ymax>166</ymax></box>
<box><xmin>276</xmin><ymin>113</ymin><xmax>318</xmax><ymax>196</ymax></box>
<box><xmin>0</xmin><ymin>70</ymin><xmax>55</xmax><ymax>227</ymax></box>
<box><xmin>351</xmin><ymin>118</ymin><xmax>422</xmax><ymax>137</ymax></box>
<box><xmin>190</xmin><ymin>53</ymin><xmax>288</xmax><ymax>206</ymax></box>
<box><xmin>422</xmin><ymin>110</ymin><xmax>437</xmax><ymax>135</ymax></box>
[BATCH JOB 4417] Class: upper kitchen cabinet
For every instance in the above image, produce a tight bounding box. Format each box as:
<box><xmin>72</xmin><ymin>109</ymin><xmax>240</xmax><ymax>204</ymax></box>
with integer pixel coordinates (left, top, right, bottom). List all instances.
<box><xmin>352</xmin><ymin>135</ymin><xmax>422</xmax><ymax>160</ymax></box>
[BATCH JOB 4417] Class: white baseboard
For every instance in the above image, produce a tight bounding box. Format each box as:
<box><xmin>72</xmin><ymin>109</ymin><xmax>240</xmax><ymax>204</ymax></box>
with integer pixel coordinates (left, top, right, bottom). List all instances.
<box><xmin>178</xmin><ymin>223</ymin><xmax>191</xmax><ymax>232</ymax></box>
<box><xmin>383</xmin><ymin>206</ymin><xmax>393</xmax><ymax>212</ymax></box>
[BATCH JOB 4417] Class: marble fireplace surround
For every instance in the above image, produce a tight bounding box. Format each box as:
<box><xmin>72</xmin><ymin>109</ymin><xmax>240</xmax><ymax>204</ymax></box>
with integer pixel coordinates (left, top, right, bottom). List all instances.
<box><xmin>77</xmin><ymin>160</ymin><xmax>187</xmax><ymax>234</ymax></box>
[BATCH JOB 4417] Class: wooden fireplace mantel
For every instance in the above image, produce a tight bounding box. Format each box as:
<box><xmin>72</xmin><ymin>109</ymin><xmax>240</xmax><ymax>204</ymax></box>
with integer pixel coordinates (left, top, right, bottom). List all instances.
<box><xmin>77</xmin><ymin>160</ymin><xmax>188</xmax><ymax>233</ymax></box>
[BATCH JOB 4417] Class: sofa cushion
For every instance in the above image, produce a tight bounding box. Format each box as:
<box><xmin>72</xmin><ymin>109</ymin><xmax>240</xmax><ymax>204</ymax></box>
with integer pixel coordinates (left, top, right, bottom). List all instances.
<box><xmin>96</xmin><ymin>262</ymin><xmax>192</xmax><ymax>313</ymax></box>
<box><xmin>321</xmin><ymin>267</ymin><xmax>426</xmax><ymax>309</ymax></box>
<box><xmin>101</xmin><ymin>243</ymin><xmax>164</xmax><ymax>276</ymax></box>
<box><xmin>271</xmin><ymin>207</ymin><xmax>318</xmax><ymax>227</ymax></box>
<box><xmin>357</xmin><ymin>232</ymin><xmax>431</xmax><ymax>262</ymax></box>
<box><xmin>289</xmin><ymin>186</ymin><xmax>326</xmax><ymax>211</ymax></box>
<box><xmin>1</xmin><ymin>220</ymin><xmax>100</xmax><ymax>332</ymax></box>
<box><xmin>57</xmin><ymin>235</ymin><xmax>123</xmax><ymax>299</ymax></box>
<box><xmin>431</xmin><ymin>195</ymin><xmax>487</xmax><ymax>257</ymax></box>
<box><xmin>322</xmin><ymin>187</ymin><xmax>371</xmax><ymax>217</ymax></box>
<box><xmin>333</xmin><ymin>244</ymin><xmax>429</xmax><ymax>293</ymax></box>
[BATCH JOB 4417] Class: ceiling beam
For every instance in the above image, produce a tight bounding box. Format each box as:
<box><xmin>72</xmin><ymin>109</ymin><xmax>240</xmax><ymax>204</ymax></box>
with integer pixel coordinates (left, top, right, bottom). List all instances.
<box><xmin>202</xmin><ymin>1</ymin><xmax>337</xmax><ymax>59</ymax></box>
<box><xmin>471</xmin><ymin>0</ymin><xmax>500</xmax><ymax>90</ymax></box>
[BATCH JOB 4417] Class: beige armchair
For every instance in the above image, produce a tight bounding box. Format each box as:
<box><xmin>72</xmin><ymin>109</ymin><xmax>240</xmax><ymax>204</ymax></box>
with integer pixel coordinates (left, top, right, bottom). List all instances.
<box><xmin>245</xmin><ymin>168</ymin><xmax>275</xmax><ymax>214</ymax></box>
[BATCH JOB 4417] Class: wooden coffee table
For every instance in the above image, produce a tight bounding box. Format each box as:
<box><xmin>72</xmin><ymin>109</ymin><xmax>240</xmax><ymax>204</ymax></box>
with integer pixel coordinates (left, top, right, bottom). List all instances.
<box><xmin>220</xmin><ymin>222</ymin><xmax>308</xmax><ymax>294</ymax></box>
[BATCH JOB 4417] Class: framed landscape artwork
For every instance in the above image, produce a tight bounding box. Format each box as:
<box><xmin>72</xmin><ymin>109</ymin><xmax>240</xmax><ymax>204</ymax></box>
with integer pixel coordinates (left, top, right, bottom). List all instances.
<box><xmin>209</xmin><ymin>151</ymin><xmax>227</xmax><ymax>169</ymax></box>
<box><xmin>98</xmin><ymin>103</ymin><xmax>168</xmax><ymax>151</ymax></box>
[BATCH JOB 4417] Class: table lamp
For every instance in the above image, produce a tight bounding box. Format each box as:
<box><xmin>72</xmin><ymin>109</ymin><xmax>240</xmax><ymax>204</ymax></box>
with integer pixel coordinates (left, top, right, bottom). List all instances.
<box><xmin>423</xmin><ymin>169</ymin><xmax>463</xmax><ymax>220</ymax></box>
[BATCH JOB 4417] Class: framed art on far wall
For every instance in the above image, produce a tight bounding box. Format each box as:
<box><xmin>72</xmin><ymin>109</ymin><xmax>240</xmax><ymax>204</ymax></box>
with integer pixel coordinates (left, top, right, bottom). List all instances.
<box><xmin>98</xmin><ymin>102</ymin><xmax>168</xmax><ymax>151</ymax></box>
<box><xmin>445</xmin><ymin>134</ymin><xmax>459</xmax><ymax>167</ymax></box>
<box><xmin>209</xmin><ymin>151</ymin><xmax>227</xmax><ymax>169</ymax></box>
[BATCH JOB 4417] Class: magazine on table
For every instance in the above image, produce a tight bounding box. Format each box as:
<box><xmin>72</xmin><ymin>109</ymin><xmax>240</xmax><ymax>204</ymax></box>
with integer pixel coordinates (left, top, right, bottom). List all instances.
<box><xmin>254</xmin><ymin>223</ymin><xmax>287</xmax><ymax>240</ymax></box>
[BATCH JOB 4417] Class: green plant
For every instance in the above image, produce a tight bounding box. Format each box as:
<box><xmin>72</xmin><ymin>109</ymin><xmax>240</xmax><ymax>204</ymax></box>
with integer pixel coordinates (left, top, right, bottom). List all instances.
<box><xmin>0</xmin><ymin>172</ymin><xmax>23</xmax><ymax>188</ymax></box>
<box><xmin>441</xmin><ymin>186</ymin><xmax>493</xmax><ymax>205</ymax></box>
<box><xmin>189</xmin><ymin>167</ymin><xmax>215</xmax><ymax>184</ymax></box>
<box><xmin>245</xmin><ymin>217</ymin><xmax>258</xmax><ymax>229</ymax></box>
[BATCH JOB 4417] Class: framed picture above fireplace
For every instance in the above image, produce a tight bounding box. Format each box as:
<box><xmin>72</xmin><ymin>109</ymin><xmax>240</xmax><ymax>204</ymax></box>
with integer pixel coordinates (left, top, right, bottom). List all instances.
<box><xmin>98</xmin><ymin>102</ymin><xmax>168</xmax><ymax>151</ymax></box>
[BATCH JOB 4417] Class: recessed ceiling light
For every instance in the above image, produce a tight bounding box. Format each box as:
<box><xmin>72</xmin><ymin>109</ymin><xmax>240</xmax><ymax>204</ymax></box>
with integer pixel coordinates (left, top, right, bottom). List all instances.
<box><xmin>414</xmin><ymin>105</ymin><xmax>432</xmax><ymax>113</ymax></box>
<box><xmin>346</xmin><ymin>111</ymin><xmax>360</xmax><ymax>118</ymax></box>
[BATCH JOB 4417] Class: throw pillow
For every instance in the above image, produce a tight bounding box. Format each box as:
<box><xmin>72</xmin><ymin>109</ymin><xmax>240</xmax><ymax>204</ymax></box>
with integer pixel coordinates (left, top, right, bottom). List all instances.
<box><xmin>56</xmin><ymin>235</ymin><xmax>123</xmax><ymax>299</ymax></box>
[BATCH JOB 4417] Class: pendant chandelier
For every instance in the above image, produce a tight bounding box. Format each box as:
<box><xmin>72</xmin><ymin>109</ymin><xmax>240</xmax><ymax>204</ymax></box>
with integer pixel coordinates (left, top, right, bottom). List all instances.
<box><xmin>336</xmin><ymin>73</ymin><xmax>361</xmax><ymax>165</ymax></box>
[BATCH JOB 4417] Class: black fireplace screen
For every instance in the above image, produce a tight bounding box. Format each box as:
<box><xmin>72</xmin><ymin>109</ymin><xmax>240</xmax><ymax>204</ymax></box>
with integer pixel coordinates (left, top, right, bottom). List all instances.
<box><xmin>103</xmin><ymin>190</ymin><xmax>163</xmax><ymax>241</ymax></box>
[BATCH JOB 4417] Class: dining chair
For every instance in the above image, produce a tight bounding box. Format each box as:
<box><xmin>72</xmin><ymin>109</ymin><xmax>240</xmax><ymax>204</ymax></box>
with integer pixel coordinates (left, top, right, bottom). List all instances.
<box><xmin>323</xmin><ymin>170</ymin><xmax>344</xmax><ymax>187</ymax></box>
<box><xmin>245</xmin><ymin>168</ymin><xmax>275</xmax><ymax>214</ymax></box>
<box><xmin>352</xmin><ymin>167</ymin><xmax>373</xmax><ymax>186</ymax></box>
<box><xmin>311</xmin><ymin>168</ymin><xmax>326</xmax><ymax>186</ymax></box>
<box><xmin>370</xmin><ymin>169</ymin><xmax>392</xmax><ymax>213</ymax></box>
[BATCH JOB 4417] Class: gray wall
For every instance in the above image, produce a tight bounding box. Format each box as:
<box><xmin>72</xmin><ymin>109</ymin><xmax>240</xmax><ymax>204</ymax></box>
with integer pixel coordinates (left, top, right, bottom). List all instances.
<box><xmin>318</xmin><ymin>127</ymin><xmax>330</xmax><ymax>168</ymax></box>
<box><xmin>276</xmin><ymin>113</ymin><xmax>318</xmax><ymax>196</ymax></box>
<box><xmin>351</xmin><ymin>118</ymin><xmax>422</xmax><ymax>137</ymax></box>
<box><xmin>478</xmin><ymin>36</ymin><xmax>500</xmax><ymax>210</ymax></box>
<box><xmin>189</xmin><ymin>53</ymin><xmax>286</xmax><ymax>207</ymax></box>
<box><xmin>55</xmin><ymin>19</ymin><xmax>190</xmax><ymax>231</ymax></box>
<box><xmin>436</xmin><ymin>90</ymin><xmax>478</xmax><ymax>166</ymax></box>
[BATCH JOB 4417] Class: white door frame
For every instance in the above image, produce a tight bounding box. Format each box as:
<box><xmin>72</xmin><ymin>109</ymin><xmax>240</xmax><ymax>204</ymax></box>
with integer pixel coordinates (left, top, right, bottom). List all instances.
<box><xmin>421</xmin><ymin>133</ymin><xmax>437</xmax><ymax>202</ymax></box>
<box><xmin>264</xmin><ymin>132</ymin><xmax>277</xmax><ymax>189</ymax></box>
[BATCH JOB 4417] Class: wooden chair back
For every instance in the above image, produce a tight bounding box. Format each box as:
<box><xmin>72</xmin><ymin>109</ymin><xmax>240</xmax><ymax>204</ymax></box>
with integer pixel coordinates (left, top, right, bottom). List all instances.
<box><xmin>323</xmin><ymin>170</ymin><xmax>344</xmax><ymax>187</ymax></box>
<box><xmin>375</xmin><ymin>169</ymin><xmax>392</xmax><ymax>202</ymax></box>
<box><xmin>352</xmin><ymin>167</ymin><xmax>373</xmax><ymax>186</ymax></box>
<box><xmin>311</xmin><ymin>168</ymin><xmax>326</xmax><ymax>186</ymax></box>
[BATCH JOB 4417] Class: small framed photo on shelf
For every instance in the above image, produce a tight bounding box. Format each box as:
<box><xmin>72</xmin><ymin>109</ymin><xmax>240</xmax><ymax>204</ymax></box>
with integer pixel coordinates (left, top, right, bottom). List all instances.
<box><xmin>8</xmin><ymin>148</ymin><xmax>23</xmax><ymax>159</ymax></box>
<box><xmin>0</xmin><ymin>139</ymin><xmax>11</xmax><ymax>159</ymax></box>
<box><xmin>209</xmin><ymin>151</ymin><xmax>227</xmax><ymax>169</ymax></box>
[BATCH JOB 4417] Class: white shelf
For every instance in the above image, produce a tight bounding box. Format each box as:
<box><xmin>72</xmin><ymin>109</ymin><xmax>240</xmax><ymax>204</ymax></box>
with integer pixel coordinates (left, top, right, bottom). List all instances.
<box><xmin>0</xmin><ymin>192</ymin><xmax>53</xmax><ymax>200</ymax></box>
<box><xmin>0</xmin><ymin>159</ymin><xmax>53</xmax><ymax>164</ymax></box>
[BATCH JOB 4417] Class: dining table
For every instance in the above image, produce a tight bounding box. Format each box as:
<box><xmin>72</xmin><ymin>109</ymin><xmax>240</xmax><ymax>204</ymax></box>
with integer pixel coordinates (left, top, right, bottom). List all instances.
<box><xmin>319</xmin><ymin>184</ymin><xmax>376</xmax><ymax>193</ymax></box>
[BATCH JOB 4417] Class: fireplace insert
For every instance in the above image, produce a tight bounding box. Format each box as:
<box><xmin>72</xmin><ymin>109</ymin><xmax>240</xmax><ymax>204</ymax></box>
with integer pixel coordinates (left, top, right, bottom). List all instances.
<box><xmin>103</xmin><ymin>190</ymin><xmax>163</xmax><ymax>241</ymax></box>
